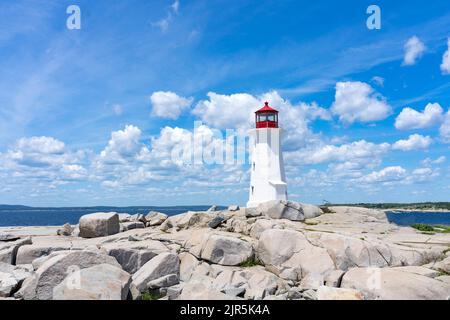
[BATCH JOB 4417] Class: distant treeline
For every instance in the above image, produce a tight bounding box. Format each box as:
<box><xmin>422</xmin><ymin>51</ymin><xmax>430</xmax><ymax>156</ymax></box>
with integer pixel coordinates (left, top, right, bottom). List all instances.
<box><xmin>328</xmin><ymin>202</ymin><xmax>450</xmax><ymax>210</ymax></box>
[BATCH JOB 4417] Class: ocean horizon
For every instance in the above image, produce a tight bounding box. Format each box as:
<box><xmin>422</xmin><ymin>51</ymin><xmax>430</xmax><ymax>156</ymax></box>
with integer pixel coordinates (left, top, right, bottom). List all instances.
<box><xmin>0</xmin><ymin>205</ymin><xmax>449</xmax><ymax>227</ymax></box>
<box><xmin>0</xmin><ymin>205</ymin><xmax>226</xmax><ymax>227</ymax></box>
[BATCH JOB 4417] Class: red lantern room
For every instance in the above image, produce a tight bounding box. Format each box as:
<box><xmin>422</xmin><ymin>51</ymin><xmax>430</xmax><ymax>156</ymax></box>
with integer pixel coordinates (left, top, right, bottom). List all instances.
<box><xmin>255</xmin><ymin>102</ymin><xmax>279</xmax><ymax>128</ymax></box>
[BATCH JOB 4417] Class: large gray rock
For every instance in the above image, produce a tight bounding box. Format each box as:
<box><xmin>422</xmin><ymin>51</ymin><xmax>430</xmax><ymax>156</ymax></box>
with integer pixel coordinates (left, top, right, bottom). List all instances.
<box><xmin>257</xmin><ymin>229</ymin><xmax>335</xmax><ymax>280</ymax></box>
<box><xmin>57</xmin><ymin>223</ymin><xmax>74</xmax><ymax>236</ymax></box>
<box><xmin>341</xmin><ymin>267</ymin><xmax>450</xmax><ymax>300</ymax></box>
<box><xmin>120</xmin><ymin>221</ymin><xmax>145</xmax><ymax>232</ymax></box>
<box><xmin>161</xmin><ymin>211</ymin><xmax>212</xmax><ymax>231</ymax></box>
<box><xmin>429</xmin><ymin>256</ymin><xmax>450</xmax><ymax>274</ymax></box>
<box><xmin>179</xmin><ymin>252</ymin><xmax>200</xmax><ymax>282</ymax></box>
<box><xmin>16</xmin><ymin>244</ymin><xmax>70</xmax><ymax>265</ymax></box>
<box><xmin>200</xmin><ymin>235</ymin><xmax>253</xmax><ymax>266</ymax></box>
<box><xmin>132</xmin><ymin>252</ymin><xmax>180</xmax><ymax>292</ymax></box>
<box><xmin>107</xmin><ymin>248</ymin><xmax>157</xmax><ymax>274</ymax></box>
<box><xmin>250</xmin><ymin>219</ymin><xmax>276</xmax><ymax>239</ymax></box>
<box><xmin>257</xmin><ymin>200</ymin><xmax>322</xmax><ymax>221</ymax></box>
<box><xmin>16</xmin><ymin>250</ymin><xmax>121</xmax><ymax>300</ymax></box>
<box><xmin>117</xmin><ymin>213</ymin><xmax>131</xmax><ymax>222</ymax></box>
<box><xmin>53</xmin><ymin>264</ymin><xmax>131</xmax><ymax>300</ymax></box>
<box><xmin>304</xmin><ymin>232</ymin><xmax>391</xmax><ymax>270</ymax></box>
<box><xmin>241</xmin><ymin>267</ymin><xmax>287</xmax><ymax>300</ymax></box>
<box><xmin>0</xmin><ymin>237</ymin><xmax>32</xmax><ymax>264</ymax></box>
<box><xmin>79</xmin><ymin>212</ymin><xmax>120</xmax><ymax>238</ymax></box>
<box><xmin>0</xmin><ymin>262</ymin><xmax>32</xmax><ymax>284</ymax></box>
<box><xmin>147</xmin><ymin>274</ymin><xmax>179</xmax><ymax>289</ymax></box>
<box><xmin>145</xmin><ymin>212</ymin><xmax>168</xmax><ymax>227</ymax></box>
<box><xmin>0</xmin><ymin>271</ymin><xmax>18</xmax><ymax>297</ymax></box>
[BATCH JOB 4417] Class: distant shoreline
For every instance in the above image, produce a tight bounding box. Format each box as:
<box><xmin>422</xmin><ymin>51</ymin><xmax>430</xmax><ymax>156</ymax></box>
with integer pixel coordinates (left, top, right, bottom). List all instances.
<box><xmin>384</xmin><ymin>209</ymin><xmax>450</xmax><ymax>213</ymax></box>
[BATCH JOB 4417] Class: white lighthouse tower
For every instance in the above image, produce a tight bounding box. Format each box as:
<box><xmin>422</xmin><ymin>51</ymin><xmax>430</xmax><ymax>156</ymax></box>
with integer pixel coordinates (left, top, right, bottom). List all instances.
<box><xmin>247</xmin><ymin>102</ymin><xmax>287</xmax><ymax>208</ymax></box>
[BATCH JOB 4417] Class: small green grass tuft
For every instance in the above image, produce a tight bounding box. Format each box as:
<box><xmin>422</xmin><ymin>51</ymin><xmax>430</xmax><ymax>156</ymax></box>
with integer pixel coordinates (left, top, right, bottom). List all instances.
<box><xmin>239</xmin><ymin>257</ymin><xmax>263</xmax><ymax>267</ymax></box>
<box><xmin>412</xmin><ymin>224</ymin><xmax>450</xmax><ymax>233</ymax></box>
<box><xmin>304</xmin><ymin>221</ymin><xmax>319</xmax><ymax>226</ymax></box>
<box><xmin>141</xmin><ymin>290</ymin><xmax>164</xmax><ymax>301</ymax></box>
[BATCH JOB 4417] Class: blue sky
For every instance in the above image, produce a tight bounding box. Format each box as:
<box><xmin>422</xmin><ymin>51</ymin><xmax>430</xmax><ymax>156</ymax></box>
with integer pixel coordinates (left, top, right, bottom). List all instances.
<box><xmin>0</xmin><ymin>0</ymin><xmax>449</xmax><ymax>207</ymax></box>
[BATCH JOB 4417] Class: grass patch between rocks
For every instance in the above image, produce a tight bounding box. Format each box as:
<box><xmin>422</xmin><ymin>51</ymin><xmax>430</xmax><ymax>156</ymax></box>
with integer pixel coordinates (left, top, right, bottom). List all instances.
<box><xmin>141</xmin><ymin>290</ymin><xmax>164</xmax><ymax>301</ymax></box>
<box><xmin>411</xmin><ymin>224</ymin><xmax>450</xmax><ymax>233</ymax></box>
<box><xmin>239</xmin><ymin>256</ymin><xmax>263</xmax><ymax>267</ymax></box>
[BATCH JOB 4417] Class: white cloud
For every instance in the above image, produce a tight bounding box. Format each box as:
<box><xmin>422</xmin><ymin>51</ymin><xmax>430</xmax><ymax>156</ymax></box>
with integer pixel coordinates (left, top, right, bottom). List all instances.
<box><xmin>402</xmin><ymin>36</ymin><xmax>426</xmax><ymax>66</ymax></box>
<box><xmin>98</xmin><ymin>125</ymin><xmax>145</xmax><ymax>164</ymax></box>
<box><xmin>406</xmin><ymin>167</ymin><xmax>440</xmax><ymax>184</ymax></box>
<box><xmin>150</xmin><ymin>91</ymin><xmax>193</xmax><ymax>120</ymax></box>
<box><xmin>440</xmin><ymin>110</ymin><xmax>450</xmax><ymax>142</ymax></box>
<box><xmin>371</xmin><ymin>76</ymin><xmax>385</xmax><ymax>87</ymax></box>
<box><xmin>422</xmin><ymin>156</ymin><xmax>446</xmax><ymax>166</ymax></box>
<box><xmin>331</xmin><ymin>81</ymin><xmax>392</xmax><ymax>124</ymax></box>
<box><xmin>288</xmin><ymin>140</ymin><xmax>390</xmax><ymax>165</ymax></box>
<box><xmin>192</xmin><ymin>91</ymin><xmax>330</xmax><ymax>152</ymax></box>
<box><xmin>0</xmin><ymin>136</ymin><xmax>86</xmax><ymax>185</ymax></box>
<box><xmin>358</xmin><ymin>165</ymin><xmax>440</xmax><ymax>186</ymax></box>
<box><xmin>192</xmin><ymin>92</ymin><xmax>258</xmax><ymax>129</ymax></box>
<box><xmin>395</xmin><ymin>103</ymin><xmax>444</xmax><ymax>130</ymax></box>
<box><xmin>392</xmin><ymin>134</ymin><xmax>433</xmax><ymax>151</ymax></box>
<box><xmin>16</xmin><ymin>136</ymin><xmax>65</xmax><ymax>155</ymax></box>
<box><xmin>360</xmin><ymin>166</ymin><xmax>407</xmax><ymax>184</ymax></box>
<box><xmin>152</xmin><ymin>0</ymin><xmax>180</xmax><ymax>33</ymax></box>
<box><xmin>441</xmin><ymin>38</ymin><xmax>450</xmax><ymax>74</ymax></box>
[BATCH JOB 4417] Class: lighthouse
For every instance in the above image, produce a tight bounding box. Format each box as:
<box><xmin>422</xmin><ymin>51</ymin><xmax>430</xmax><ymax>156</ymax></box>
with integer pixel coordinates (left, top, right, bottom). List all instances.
<box><xmin>247</xmin><ymin>102</ymin><xmax>287</xmax><ymax>208</ymax></box>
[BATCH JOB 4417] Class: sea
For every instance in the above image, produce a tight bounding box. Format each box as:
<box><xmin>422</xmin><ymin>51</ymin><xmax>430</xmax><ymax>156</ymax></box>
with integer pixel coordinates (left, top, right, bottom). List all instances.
<box><xmin>0</xmin><ymin>207</ymin><xmax>449</xmax><ymax>227</ymax></box>
<box><xmin>0</xmin><ymin>206</ymin><xmax>218</xmax><ymax>227</ymax></box>
<box><xmin>385</xmin><ymin>211</ymin><xmax>450</xmax><ymax>226</ymax></box>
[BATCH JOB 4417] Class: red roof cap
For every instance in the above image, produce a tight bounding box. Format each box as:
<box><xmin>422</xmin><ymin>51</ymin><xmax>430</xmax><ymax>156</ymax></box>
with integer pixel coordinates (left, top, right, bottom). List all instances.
<box><xmin>255</xmin><ymin>102</ymin><xmax>279</xmax><ymax>114</ymax></box>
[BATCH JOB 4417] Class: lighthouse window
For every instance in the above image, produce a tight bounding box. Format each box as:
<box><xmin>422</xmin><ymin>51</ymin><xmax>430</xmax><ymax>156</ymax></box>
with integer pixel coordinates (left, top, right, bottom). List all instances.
<box><xmin>251</xmin><ymin>186</ymin><xmax>254</xmax><ymax>195</ymax></box>
<box><xmin>267</xmin><ymin>114</ymin><xmax>275</xmax><ymax>122</ymax></box>
<box><xmin>253</xmin><ymin>162</ymin><xmax>255</xmax><ymax>171</ymax></box>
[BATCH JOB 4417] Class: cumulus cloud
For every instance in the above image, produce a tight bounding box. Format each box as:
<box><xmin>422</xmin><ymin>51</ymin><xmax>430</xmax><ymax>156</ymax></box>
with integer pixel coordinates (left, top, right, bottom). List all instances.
<box><xmin>441</xmin><ymin>38</ymin><xmax>450</xmax><ymax>74</ymax></box>
<box><xmin>439</xmin><ymin>110</ymin><xmax>450</xmax><ymax>143</ymax></box>
<box><xmin>359</xmin><ymin>166</ymin><xmax>407</xmax><ymax>184</ymax></box>
<box><xmin>97</xmin><ymin>125</ymin><xmax>146</xmax><ymax>165</ymax></box>
<box><xmin>150</xmin><ymin>91</ymin><xmax>193</xmax><ymax>120</ymax></box>
<box><xmin>287</xmin><ymin>140</ymin><xmax>390</xmax><ymax>165</ymax></box>
<box><xmin>392</xmin><ymin>134</ymin><xmax>433</xmax><ymax>151</ymax></box>
<box><xmin>0</xmin><ymin>136</ymin><xmax>86</xmax><ymax>184</ymax></box>
<box><xmin>192</xmin><ymin>92</ymin><xmax>258</xmax><ymax>129</ymax></box>
<box><xmin>16</xmin><ymin>136</ymin><xmax>65</xmax><ymax>155</ymax></box>
<box><xmin>395</xmin><ymin>103</ymin><xmax>444</xmax><ymax>130</ymax></box>
<box><xmin>422</xmin><ymin>156</ymin><xmax>446</xmax><ymax>166</ymax></box>
<box><xmin>192</xmin><ymin>91</ymin><xmax>330</xmax><ymax>151</ymax></box>
<box><xmin>402</xmin><ymin>36</ymin><xmax>426</xmax><ymax>66</ymax></box>
<box><xmin>358</xmin><ymin>165</ymin><xmax>439</xmax><ymax>185</ymax></box>
<box><xmin>331</xmin><ymin>81</ymin><xmax>392</xmax><ymax>124</ymax></box>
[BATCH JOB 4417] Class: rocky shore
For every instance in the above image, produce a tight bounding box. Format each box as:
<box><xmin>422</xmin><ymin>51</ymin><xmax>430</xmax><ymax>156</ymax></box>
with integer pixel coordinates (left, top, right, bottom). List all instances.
<box><xmin>1</xmin><ymin>201</ymin><xmax>449</xmax><ymax>300</ymax></box>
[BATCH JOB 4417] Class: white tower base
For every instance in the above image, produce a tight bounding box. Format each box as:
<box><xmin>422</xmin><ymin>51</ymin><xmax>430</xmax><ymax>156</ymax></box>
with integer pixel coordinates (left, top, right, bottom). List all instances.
<box><xmin>247</xmin><ymin>128</ymin><xmax>287</xmax><ymax>208</ymax></box>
